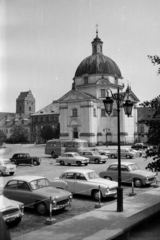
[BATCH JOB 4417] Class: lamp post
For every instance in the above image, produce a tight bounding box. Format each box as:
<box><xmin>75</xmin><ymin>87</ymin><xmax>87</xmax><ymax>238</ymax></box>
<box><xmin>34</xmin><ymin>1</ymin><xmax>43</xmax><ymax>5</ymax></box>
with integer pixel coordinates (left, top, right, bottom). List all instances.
<box><xmin>103</xmin><ymin>86</ymin><xmax>134</xmax><ymax>212</ymax></box>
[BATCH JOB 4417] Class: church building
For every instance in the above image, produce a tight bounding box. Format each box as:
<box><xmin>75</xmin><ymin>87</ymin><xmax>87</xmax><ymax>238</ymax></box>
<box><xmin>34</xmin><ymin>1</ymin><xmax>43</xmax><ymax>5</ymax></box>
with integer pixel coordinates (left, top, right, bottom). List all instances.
<box><xmin>53</xmin><ymin>31</ymin><xmax>139</xmax><ymax>146</ymax></box>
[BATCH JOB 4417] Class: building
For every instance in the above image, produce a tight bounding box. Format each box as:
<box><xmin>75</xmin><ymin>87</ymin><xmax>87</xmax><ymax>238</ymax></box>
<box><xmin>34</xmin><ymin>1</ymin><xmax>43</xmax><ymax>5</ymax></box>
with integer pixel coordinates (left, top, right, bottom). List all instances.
<box><xmin>0</xmin><ymin>91</ymin><xmax>35</xmax><ymax>142</ymax></box>
<box><xmin>52</xmin><ymin>31</ymin><xmax>139</xmax><ymax>146</ymax></box>
<box><xmin>30</xmin><ymin>103</ymin><xmax>59</xmax><ymax>143</ymax></box>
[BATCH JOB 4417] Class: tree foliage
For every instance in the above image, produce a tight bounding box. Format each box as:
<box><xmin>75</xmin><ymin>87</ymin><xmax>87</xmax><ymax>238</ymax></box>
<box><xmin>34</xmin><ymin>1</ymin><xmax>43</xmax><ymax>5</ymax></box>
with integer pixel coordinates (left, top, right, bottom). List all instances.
<box><xmin>0</xmin><ymin>130</ymin><xmax>6</xmax><ymax>146</ymax></box>
<box><xmin>148</xmin><ymin>55</ymin><xmax>160</xmax><ymax>75</ymax></box>
<box><xmin>10</xmin><ymin>125</ymin><xmax>28</xmax><ymax>143</ymax></box>
<box><xmin>40</xmin><ymin>124</ymin><xmax>59</xmax><ymax>142</ymax></box>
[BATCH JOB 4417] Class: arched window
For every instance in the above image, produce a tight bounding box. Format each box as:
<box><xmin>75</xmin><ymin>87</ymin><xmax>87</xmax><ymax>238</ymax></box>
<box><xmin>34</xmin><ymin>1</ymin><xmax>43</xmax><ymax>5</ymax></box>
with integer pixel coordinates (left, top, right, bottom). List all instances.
<box><xmin>72</xmin><ymin>109</ymin><xmax>78</xmax><ymax>117</ymax></box>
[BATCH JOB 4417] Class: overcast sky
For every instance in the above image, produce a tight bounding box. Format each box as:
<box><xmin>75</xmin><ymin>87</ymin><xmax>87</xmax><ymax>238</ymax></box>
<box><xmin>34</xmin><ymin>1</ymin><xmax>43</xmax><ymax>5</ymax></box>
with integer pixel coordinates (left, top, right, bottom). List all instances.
<box><xmin>0</xmin><ymin>0</ymin><xmax>160</xmax><ymax>112</ymax></box>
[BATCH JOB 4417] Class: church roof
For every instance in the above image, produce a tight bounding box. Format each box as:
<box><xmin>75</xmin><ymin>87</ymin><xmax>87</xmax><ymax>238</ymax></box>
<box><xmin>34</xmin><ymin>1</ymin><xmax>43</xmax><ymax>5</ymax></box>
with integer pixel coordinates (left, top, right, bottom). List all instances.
<box><xmin>75</xmin><ymin>32</ymin><xmax>122</xmax><ymax>79</ymax></box>
<box><xmin>16</xmin><ymin>90</ymin><xmax>35</xmax><ymax>101</ymax></box>
<box><xmin>75</xmin><ymin>53</ymin><xmax>122</xmax><ymax>78</ymax></box>
<box><xmin>32</xmin><ymin>103</ymin><xmax>59</xmax><ymax>116</ymax></box>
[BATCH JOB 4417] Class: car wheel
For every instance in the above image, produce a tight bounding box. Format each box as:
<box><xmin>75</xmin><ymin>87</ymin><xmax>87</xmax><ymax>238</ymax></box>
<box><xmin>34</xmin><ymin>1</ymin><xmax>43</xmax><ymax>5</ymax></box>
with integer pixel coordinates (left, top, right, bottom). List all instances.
<box><xmin>33</xmin><ymin>160</ymin><xmax>38</xmax><ymax>166</ymax></box>
<box><xmin>126</xmin><ymin>155</ymin><xmax>131</xmax><ymax>159</ymax></box>
<box><xmin>111</xmin><ymin>154</ymin><xmax>116</xmax><ymax>159</ymax></box>
<box><xmin>92</xmin><ymin>190</ymin><xmax>102</xmax><ymax>201</ymax></box>
<box><xmin>60</xmin><ymin>161</ymin><xmax>64</xmax><ymax>166</ymax></box>
<box><xmin>36</xmin><ymin>202</ymin><xmax>47</xmax><ymax>215</ymax></box>
<box><xmin>10</xmin><ymin>172</ymin><xmax>14</xmax><ymax>176</ymax></box>
<box><xmin>104</xmin><ymin>176</ymin><xmax>112</xmax><ymax>180</ymax></box>
<box><xmin>77</xmin><ymin>161</ymin><xmax>82</xmax><ymax>166</ymax></box>
<box><xmin>95</xmin><ymin>159</ymin><xmax>100</xmax><ymax>164</ymax></box>
<box><xmin>84</xmin><ymin>163</ymin><xmax>88</xmax><ymax>166</ymax></box>
<box><xmin>51</xmin><ymin>152</ymin><xmax>56</xmax><ymax>158</ymax></box>
<box><xmin>134</xmin><ymin>178</ymin><xmax>143</xmax><ymax>187</ymax></box>
<box><xmin>68</xmin><ymin>163</ymin><xmax>71</xmax><ymax>166</ymax></box>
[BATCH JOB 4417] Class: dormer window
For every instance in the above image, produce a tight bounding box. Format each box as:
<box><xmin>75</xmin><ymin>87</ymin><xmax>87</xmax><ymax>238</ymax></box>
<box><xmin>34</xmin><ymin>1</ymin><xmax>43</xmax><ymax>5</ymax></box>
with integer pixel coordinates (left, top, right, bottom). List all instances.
<box><xmin>84</xmin><ymin>76</ymin><xmax>88</xmax><ymax>84</ymax></box>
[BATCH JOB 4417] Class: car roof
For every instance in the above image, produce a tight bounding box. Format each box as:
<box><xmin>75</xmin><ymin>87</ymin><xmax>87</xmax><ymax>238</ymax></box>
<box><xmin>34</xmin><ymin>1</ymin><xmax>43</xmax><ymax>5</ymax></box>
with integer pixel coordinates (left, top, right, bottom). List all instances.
<box><xmin>111</xmin><ymin>162</ymin><xmax>135</xmax><ymax>166</ymax></box>
<box><xmin>62</xmin><ymin>169</ymin><xmax>95</xmax><ymax>174</ymax></box>
<box><xmin>7</xmin><ymin>175</ymin><xmax>46</xmax><ymax>182</ymax></box>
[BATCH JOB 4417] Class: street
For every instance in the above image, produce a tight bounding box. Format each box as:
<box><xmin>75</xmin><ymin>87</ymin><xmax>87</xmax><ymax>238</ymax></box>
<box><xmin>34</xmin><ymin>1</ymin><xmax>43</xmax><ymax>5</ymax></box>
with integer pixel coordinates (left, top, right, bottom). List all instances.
<box><xmin>0</xmin><ymin>144</ymin><xmax>159</xmax><ymax>239</ymax></box>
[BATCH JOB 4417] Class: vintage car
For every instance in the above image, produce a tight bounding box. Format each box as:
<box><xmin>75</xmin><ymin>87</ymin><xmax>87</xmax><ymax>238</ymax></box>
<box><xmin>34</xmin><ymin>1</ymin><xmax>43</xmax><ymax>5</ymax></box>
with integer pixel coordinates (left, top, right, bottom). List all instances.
<box><xmin>56</xmin><ymin>169</ymin><xmax>118</xmax><ymax>200</ymax></box>
<box><xmin>90</xmin><ymin>147</ymin><xmax>110</xmax><ymax>156</ymax></box>
<box><xmin>2</xmin><ymin>176</ymin><xmax>72</xmax><ymax>215</ymax></box>
<box><xmin>80</xmin><ymin>151</ymin><xmax>107</xmax><ymax>164</ymax></box>
<box><xmin>56</xmin><ymin>152</ymin><xmax>89</xmax><ymax>166</ymax></box>
<box><xmin>0</xmin><ymin>159</ymin><xmax>17</xmax><ymax>176</ymax></box>
<box><xmin>129</xmin><ymin>148</ymin><xmax>142</xmax><ymax>157</ymax></box>
<box><xmin>109</xmin><ymin>149</ymin><xmax>136</xmax><ymax>159</ymax></box>
<box><xmin>99</xmin><ymin>162</ymin><xmax>156</xmax><ymax>187</ymax></box>
<box><xmin>10</xmin><ymin>153</ymin><xmax>42</xmax><ymax>166</ymax></box>
<box><xmin>131</xmin><ymin>143</ymin><xmax>148</xmax><ymax>150</ymax></box>
<box><xmin>0</xmin><ymin>193</ymin><xmax>24</xmax><ymax>226</ymax></box>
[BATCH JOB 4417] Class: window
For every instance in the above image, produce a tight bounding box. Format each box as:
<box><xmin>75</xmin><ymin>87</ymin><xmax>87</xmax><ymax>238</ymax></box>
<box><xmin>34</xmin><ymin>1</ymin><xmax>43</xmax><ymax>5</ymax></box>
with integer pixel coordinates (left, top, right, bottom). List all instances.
<box><xmin>101</xmin><ymin>109</ymin><xmax>106</xmax><ymax>117</ymax></box>
<box><xmin>6</xmin><ymin>181</ymin><xmax>17</xmax><ymax>189</ymax></box>
<box><xmin>93</xmin><ymin>108</ymin><xmax>96</xmax><ymax>117</ymax></box>
<box><xmin>61</xmin><ymin>173</ymin><xmax>75</xmax><ymax>179</ymax></box>
<box><xmin>108</xmin><ymin>165</ymin><xmax>118</xmax><ymax>171</ymax></box>
<box><xmin>18</xmin><ymin>181</ymin><xmax>30</xmax><ymax>191</ymax></box>
<box><xmin>76</xmin><ymin>173</ymin><xmax>86</xmax><ymax>181</ymax></box>
<box><xmin>121</xmin><ymin>166</ymin><xmax>128</xmax><ymax>172</ymax></box>
<box><xmin>112</xmin><ymin>109</ymin><xmax>117</xmax><ymax>116</ymax></box>
<box><xmin>101</xmin><ymin>89</ymin><xmax>105</xmax><ymax>98</ymax></box>
<box><xmin>73</xmin><ymin>127</ymin><xmax>78</xmax><ymax>138</ymax></box>
<box><xmin>43</xmin><ymin>116</ymin><xmax>46</xmax><ymax>122</ymax></box>
<box><xmin>29</xmin><ymin>107</ymin><xmax>31</xmax><ymax>111</ymax></box>
<box><xmin>72</xmin><ymin>109</ymin><xmax>77</xmax><ymax>117</ymax></box>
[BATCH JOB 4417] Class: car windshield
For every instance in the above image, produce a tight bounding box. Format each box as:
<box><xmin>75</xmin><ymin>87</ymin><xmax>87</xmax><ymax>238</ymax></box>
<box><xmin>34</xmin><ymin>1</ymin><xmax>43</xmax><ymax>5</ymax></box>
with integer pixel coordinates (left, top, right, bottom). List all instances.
<box><xmin>87</xmin><ymin>171</ymin><xmax>99</xmax><ymax>179</ymax></box>
<box><xmin>128</xmin><ymin>164</ymin><xmax>139</xmax><ymax>171</ymax></box>
<box><xmin>30</xmin><ymin>178</ymin><xmax>51</xmax><ymax>190</ymax></box>
<box><xmin>73</xmin><ymin>153</ymin><xmax>80</xmax><ymax>157</ymax></box>
<box><xmin>92</xmin><ymin>152</ymin><xmax>100</xmax><ymax>156</ymax></box>
<box><xmin>1</xmin><ymin>160</ymin><xmax>11</xmax><ymax>165</ymax></box>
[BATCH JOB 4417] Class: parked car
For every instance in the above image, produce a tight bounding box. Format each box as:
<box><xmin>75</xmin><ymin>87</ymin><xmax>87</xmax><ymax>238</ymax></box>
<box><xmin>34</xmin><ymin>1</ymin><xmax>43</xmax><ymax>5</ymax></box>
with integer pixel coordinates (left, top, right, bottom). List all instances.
<box><xmin>80</xmin><ymin>151</ymin><xmax>107</xmax><ymax>164</ymax></box>
<box><xmin>10</xmin><ymin>153</ymin><xmax>42</xmax><ymax>166</ymax></box>
<box><xmin>129</xmin><ymin>148</ymin><xmax>142</xmax><ymax>157</ymax></box>
<box><xmin>56</xmin><ymin>169</ymin><xmax>118</xmax><ymax>200</ymax></box>
<box><xmin>0</xmin><ymin>193</ymin><xmax>24</xmax><ymax>226</ymax></box>
<box><xmin>2</xmin><ymin>176</ymin><xmax>72</xmax><ymax>215</ymax></box>
<box><xmin>131</xmin><ymin>143</ymin><xmax>148</xmax><ymax>150</ymax></box>
<box><xmin>99</xmin><ymin>162</ymin><xmax>156</xmax><ymax>187</ymax></box>
<box><xmin>0</xmin><ymin>159</ymin><xmax>17</xmax><ymax>176</ymax></box>
<box><xmin>109</xmin><ymin>149</ymin><xmax>136</xmax><ymax>159</ymax></box>
<box><xmin>56</xmin><ymin>152</ymin><xmax>89</xmax><ymax>166</ymax></box>
<box><xmin>90</xmin><ymin>147</ymin><xmax>110</xmax><ymax>156</ymax></box>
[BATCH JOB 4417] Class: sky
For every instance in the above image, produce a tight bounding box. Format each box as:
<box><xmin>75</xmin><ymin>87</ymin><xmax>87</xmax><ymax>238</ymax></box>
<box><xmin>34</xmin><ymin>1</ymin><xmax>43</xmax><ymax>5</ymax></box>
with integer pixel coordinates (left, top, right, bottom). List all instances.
<box><xmin>0</xmin><ymin>0</ymin><xmax>160</xmax><ymax>112</ymax></box>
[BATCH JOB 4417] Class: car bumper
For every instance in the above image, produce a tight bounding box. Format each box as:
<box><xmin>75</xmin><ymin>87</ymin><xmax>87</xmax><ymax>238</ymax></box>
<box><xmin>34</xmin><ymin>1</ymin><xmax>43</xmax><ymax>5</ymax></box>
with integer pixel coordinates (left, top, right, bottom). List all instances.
<box><xmin>3</xmin><ymin>211</ymin><xmax>23</xmax><ymax>223</ymax></box>
<box><xmin>103</xmin><ymin>190</ymin><xmax>117</xmax><ymax>198</ymax></box>
<box><xmin>52</xmin><ymin>198</ymin><xmax>72</xmax><ymax>210</ymax></box>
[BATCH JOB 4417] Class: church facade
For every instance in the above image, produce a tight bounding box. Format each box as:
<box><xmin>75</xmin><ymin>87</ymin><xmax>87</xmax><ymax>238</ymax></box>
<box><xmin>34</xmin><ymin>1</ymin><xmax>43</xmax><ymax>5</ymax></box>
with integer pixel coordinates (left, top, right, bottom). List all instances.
<box><xmin>53</xmin><ymin>32</ymin><xmax>140</xmax><ymax>146</ymax></box>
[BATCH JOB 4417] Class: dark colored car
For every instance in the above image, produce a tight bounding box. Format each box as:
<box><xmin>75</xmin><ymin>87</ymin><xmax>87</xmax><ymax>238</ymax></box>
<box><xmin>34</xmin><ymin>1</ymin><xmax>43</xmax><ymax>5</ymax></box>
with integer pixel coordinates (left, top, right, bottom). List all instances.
<box><xmin>131</xmin><ymin>143</ymin><xmax>148</xmax><ymax>150</ymax></box>
<box><xmin>10</xmin><ymin>153</ymin><xmax>41</xmax><ymax>166</ymax></box>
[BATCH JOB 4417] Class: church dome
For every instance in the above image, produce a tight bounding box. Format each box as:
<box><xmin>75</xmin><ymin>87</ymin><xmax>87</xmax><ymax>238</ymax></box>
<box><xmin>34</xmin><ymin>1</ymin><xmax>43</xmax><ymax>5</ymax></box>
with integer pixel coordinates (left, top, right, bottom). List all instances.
<box><xmin>75</xmin><ymin>53</ymin><xmax>122</xmax><ymax>78</ymax></box>
<box><xmin>75</xmin><ymin>31</ymin><xmax>122</xmax><ymax>79</ymax></box>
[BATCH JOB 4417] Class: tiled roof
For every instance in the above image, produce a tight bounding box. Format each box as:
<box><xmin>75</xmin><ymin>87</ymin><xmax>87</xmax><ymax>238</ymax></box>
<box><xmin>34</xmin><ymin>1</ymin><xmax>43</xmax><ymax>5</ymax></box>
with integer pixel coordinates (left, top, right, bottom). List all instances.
<box><xmin>32</xmin><ymin>103</ymin><xmax>59</xmax><ymax>116</ymax></box>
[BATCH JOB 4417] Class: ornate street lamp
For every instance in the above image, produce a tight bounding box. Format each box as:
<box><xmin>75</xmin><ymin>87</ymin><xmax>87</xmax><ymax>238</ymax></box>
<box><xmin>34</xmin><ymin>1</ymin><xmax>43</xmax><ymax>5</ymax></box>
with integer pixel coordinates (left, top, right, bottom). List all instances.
<box><xmin>103</xmin><ymin>86</ymin><xmax>134</xmax><ymax>212</ymax></box>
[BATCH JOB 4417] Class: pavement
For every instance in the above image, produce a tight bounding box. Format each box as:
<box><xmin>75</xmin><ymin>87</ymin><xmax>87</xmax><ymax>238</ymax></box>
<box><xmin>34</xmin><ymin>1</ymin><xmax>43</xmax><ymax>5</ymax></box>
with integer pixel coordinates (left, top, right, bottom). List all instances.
<box><xmin>12</xmin><ymin>185</ymin><xmax>160</xmax><ymax>240</ymax></box>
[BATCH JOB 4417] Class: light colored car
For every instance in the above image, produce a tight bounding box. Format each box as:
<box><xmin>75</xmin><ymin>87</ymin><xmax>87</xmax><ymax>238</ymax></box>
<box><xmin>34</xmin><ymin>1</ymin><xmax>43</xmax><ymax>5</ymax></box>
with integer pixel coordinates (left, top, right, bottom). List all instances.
<box><xmin>56</xmin><ymin>152</ymin><xmax>89</xmax><ymax>166</ymax></box>
<box><xmin>0</xmin><ymin>193</ymin><xmax>24</xmax><ymax>226</ymax></box>
<box><xmin>90</xmin><ymin>147</ymin><xmax>110</xmax><ymax>156</ymax></box>
<box><xmin>80</xmin><ymin>151</ymin><xmax>107</xmax><ymax>164</ymax></box>
<box><xmin>0</xmin><ymin>159</ymin><xmax>17</xmax><ymax>176</ymax></box>
<box><xmin>99</xmin><ymin>162</ymin><xmax>156</xmax><ymax>187</ymax></box>
<box><xmin>129</xmin><ymin>148</ymin><xmax>142</xmax><ymax>157</ymax></box>
<box><xmin>109</xmin><ymin>149</ymin><xmax>136</xmax><ymax>159</ymax></box>
<box><xmin>2</xmin><ymin>175</ymin><xmax>72</xmax><ymax>215</ymax></box>
<box><xmin>56</xmin><ymin>169</ymin><xmax>118</xmax><ymax>200</ymax></box>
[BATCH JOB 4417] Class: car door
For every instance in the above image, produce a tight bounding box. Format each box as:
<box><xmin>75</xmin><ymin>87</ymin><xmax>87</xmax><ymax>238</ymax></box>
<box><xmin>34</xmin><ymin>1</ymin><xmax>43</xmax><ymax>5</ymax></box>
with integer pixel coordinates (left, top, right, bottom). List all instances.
<box><xmin>15</xmin><ymin>181</ymin><xmax>33</xmax><ymax>206</ymax></box>
<box><xmin>60</xmin><ymin>172</ymin><xmax>76</xmax><ymax>193</ymax></box>
<box><xmin>121</xmin><ymin>165</ymin><xmax>130</xmax><ymax>184</ymax></box>
<box><xmin>67</xmin><ymin>153</ymin><xmax>75</xmax><ymax>164</ymax></box>
<box><xmin>74</xmin><ymin>173</ymin><xmax>89</xmax><ymax>196</ymax></box>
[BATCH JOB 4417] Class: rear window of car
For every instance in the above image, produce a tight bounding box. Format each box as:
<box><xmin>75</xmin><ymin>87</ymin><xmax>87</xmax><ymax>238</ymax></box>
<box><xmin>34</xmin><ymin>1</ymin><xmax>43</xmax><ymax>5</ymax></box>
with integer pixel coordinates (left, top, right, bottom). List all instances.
<box><xmin>5</xmin><ymin>180</ymin><xmax>17</xmax><ymax>189</ymax></box>
<box><xmin>108</xmin><ymin>165</ymin><xmax>118</xmax><ymax>171</ymax></box>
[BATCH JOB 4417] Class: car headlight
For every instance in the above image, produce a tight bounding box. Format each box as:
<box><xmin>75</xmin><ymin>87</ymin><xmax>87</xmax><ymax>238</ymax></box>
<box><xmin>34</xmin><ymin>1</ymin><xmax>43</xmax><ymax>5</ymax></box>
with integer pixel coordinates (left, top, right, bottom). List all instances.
<box><xmin>106</xmin><ymin>187</ymin><xmax>109</xmax><ymax>193</ymax></box>
<box><xmin>52</xmin><ymin>199</ymin><xmax>57</xmax><ymax>208</ymax></box>
<box><xmin>20</xmin><ymin>204</ymin><xmax>24</xmax><ymax>214</ymax></box>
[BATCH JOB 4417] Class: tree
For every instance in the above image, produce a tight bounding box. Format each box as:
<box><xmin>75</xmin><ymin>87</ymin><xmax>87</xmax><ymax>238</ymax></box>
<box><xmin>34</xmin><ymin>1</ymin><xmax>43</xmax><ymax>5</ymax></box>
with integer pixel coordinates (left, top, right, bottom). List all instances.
<box><xmin>138</xmin><ymin>95</ymin><xmax>160</xmax><ymax>166</ymax></box>
<box><xmin>11</xmin><ymin>125</ymin><xmax>28</xmax><ymax>143</ymax></box>
<box><xmin>0</xmin><ymin>130</ymin><xmax>6</xmax><ymax>146</ymax></box>
<box><xmin>148</xmin><ymin>55</ymin><xmax>160</xmax><ymax>75</ymax></box>
<box><xmin>40</xmin><ymin>124</ymin><xmax>59</xmax><ymax>142</ymax></box>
